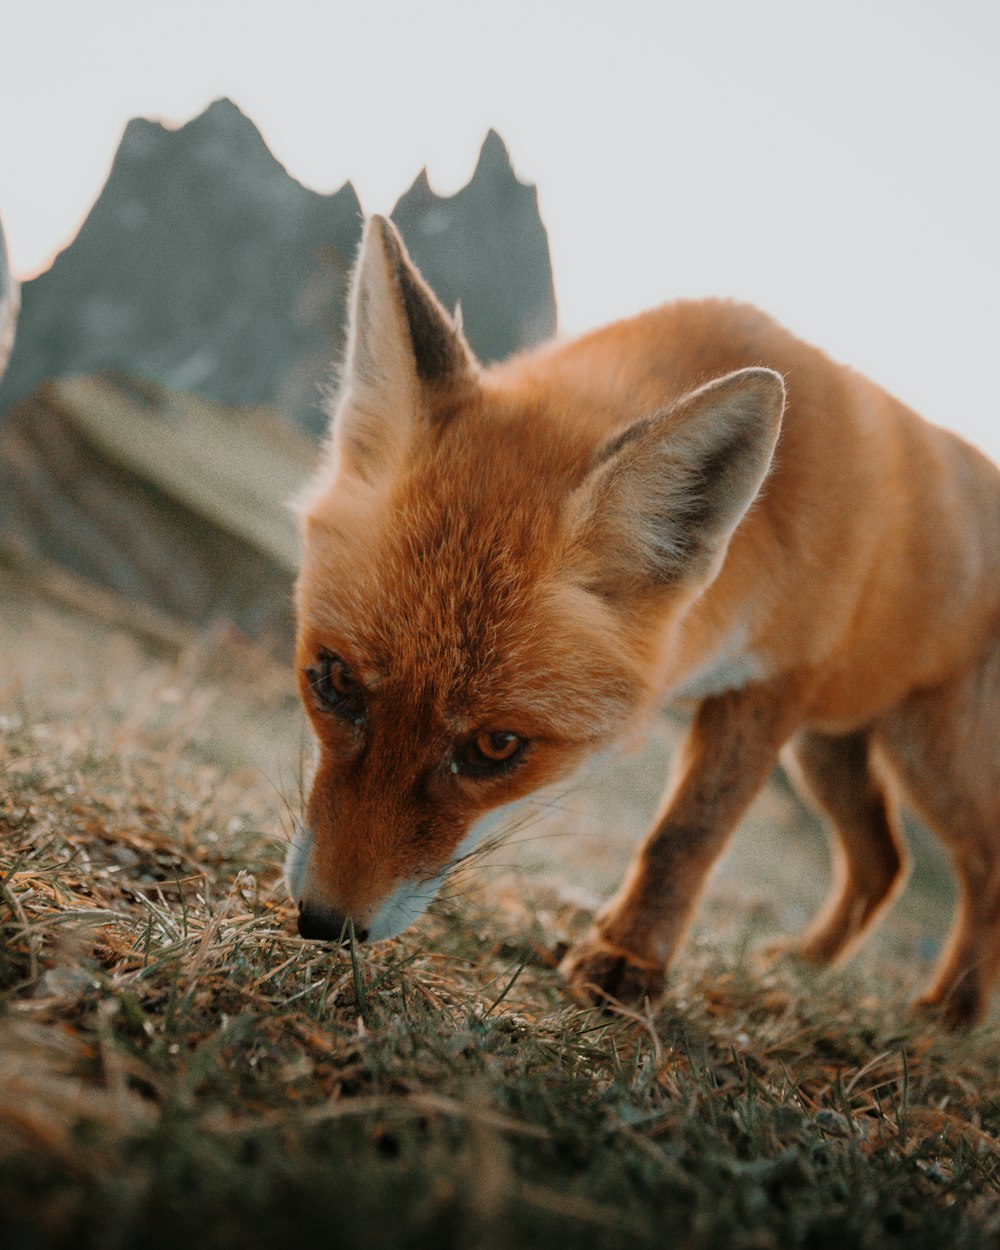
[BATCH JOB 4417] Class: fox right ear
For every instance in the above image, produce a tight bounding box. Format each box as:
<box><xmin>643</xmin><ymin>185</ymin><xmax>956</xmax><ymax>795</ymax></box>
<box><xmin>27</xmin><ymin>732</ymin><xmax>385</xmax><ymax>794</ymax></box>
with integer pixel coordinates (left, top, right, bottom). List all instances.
<box><xmin>568</xmin><ymin>367</ymin><xmax>786</xmax><ymax>598</ymax></box>
<box><xmin>332</xmin><ymin>215</ymin><xmax>477</xmax><ymax>479</ymax></box>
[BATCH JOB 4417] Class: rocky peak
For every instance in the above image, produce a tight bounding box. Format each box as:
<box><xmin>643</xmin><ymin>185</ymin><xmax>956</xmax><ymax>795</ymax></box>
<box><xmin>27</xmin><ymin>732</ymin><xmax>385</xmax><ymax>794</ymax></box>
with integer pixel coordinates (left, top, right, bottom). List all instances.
<box><xmin>391</xmin><ymin>130</ymin><xmax>556</xmax><ymax>364</ymax></box>
<box><xmin>0</xmin><ymin>106</ymin><xmax>556</xmax><ymax>432</ymax></box>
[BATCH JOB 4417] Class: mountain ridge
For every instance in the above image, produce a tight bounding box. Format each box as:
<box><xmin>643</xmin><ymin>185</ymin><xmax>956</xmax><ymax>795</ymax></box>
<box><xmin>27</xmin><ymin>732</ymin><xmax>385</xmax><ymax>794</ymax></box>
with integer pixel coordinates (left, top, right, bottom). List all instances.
<box><xmin>0</xmin><ymin>99</ymin><xmax>556</xmax><ymax>431</ymax></box>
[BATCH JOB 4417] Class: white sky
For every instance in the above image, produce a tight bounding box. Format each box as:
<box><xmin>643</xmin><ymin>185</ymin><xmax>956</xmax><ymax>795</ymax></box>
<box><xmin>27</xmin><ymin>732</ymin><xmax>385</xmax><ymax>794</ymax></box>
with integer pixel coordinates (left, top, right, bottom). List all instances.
<box><xmin>1</xmin><ymin>0</ymin><xmax>998</xmax><ymax>461</ymax></box>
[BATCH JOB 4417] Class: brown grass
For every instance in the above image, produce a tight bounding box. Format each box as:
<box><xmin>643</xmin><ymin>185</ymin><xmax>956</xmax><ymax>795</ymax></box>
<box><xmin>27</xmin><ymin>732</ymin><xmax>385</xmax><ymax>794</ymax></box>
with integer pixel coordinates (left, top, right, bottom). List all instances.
<box><xmin>3</xmin><ymin>570</ymin><xmax>1000</xmax><ymax>1249</ymax></box>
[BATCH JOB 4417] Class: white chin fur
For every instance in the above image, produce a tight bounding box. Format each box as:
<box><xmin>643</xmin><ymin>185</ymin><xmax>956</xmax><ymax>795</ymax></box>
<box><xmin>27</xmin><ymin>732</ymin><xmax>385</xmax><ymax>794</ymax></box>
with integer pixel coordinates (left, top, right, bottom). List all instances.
<box><xmin>368</xmin><ymin>871</ymin><xmax>447</xmax><ymax>941</ymax></box>
<box><xmin>288</xmin><ymin>796</ymin><xmax>538</xmax><ymax>942</ymax></box>
<box><xmin>284</xmin><ymin>824</ymin><xmax>313</xmax><ymax>901</ymax></box>
<box><xmin>367</xmin><ymin>798</ymin><xmax>531</xmax><ymax>941</ymax></box>
<box><xmin>453</xmin><ymin>797</ymin><xmax>531</xmax><ymax>860</ymax></box>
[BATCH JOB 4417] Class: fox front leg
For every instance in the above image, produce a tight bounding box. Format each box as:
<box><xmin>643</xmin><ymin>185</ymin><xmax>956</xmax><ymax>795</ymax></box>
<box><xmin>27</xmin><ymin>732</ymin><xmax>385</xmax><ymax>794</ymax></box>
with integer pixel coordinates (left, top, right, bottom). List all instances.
<box><xmin>560</xmin><ymin>676</ymin><xmax>806</xmax><ymax>1007</ymax></box>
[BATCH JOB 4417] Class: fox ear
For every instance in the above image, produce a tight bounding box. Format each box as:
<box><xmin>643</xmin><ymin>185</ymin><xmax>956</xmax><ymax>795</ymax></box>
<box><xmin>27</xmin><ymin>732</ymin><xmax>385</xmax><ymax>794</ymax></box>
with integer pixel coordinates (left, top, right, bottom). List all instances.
<box><xmin>334</xmin><ymin>215</ymin><xmax>477</xmax><ymax>475</ymax></box>
<box><xmin>569</xmin><ymin>367</ymin><xmax>785</xmax><ymax>596</ymax></box>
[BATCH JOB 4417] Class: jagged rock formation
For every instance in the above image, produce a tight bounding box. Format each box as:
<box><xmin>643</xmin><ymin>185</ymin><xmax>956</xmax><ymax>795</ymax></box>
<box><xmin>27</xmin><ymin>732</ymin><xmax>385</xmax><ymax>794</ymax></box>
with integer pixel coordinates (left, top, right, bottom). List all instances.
<box><xmin>0</xmin><ymin>106</ymin><xmax>558</xmax><ymax>644</ymax></box>
<box><xmin>391</xmin><ymin>129</ymin><xmax>557</xmax><ymax>364</ymax></box>
<box><xmin>0</xmin><ymin>375</ymin><xmax>311</xmax><ymax>654</ymax></box>
<box><xmin>0</xmin><ymin>100</ymin><xmax>361</xmax><ymax>433</ymax></box>
<box><xmin>0</xmin><ymin>103</ymin><xmax>557</xmax><ymax>434</ymax></box>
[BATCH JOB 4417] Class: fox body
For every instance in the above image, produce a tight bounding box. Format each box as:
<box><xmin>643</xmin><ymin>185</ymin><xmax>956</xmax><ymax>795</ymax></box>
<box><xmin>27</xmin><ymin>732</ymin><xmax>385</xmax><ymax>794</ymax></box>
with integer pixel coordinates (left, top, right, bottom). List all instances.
<box><xmin>289</xmin><ymin>216</ymin><xmax>1000</xmax><ymax>1026</ymax></box>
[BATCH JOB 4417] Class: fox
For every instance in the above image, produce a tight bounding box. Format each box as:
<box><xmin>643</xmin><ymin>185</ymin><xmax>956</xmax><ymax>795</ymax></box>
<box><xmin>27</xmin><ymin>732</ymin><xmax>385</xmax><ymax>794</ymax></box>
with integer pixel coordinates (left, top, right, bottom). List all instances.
<box><xmin>287</xmin><ymin>214</ymin><xmax>1000</xmax><ymax>1027</ymax></box>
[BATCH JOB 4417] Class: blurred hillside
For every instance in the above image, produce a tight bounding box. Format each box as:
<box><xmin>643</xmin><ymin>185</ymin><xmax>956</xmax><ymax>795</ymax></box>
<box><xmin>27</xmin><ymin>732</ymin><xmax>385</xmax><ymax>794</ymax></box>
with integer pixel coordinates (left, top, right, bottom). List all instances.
<box><xmin>0</xmin><ymin>101</ymin><xmax>557</xmax><ymax>649</ymax></box>
<box><xmin>0</xmin><ymin>375</ymin><xmax>308</xmax><ymax>654</ymax></box>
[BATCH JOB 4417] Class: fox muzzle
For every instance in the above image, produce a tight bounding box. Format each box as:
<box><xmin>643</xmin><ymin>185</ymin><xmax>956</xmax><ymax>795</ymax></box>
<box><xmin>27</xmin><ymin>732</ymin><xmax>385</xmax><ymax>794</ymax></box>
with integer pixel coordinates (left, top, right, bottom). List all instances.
<box><xmin>297</xmin><ymin>900</ymin><xmax>369</xmax><ymax>944</ymax></box>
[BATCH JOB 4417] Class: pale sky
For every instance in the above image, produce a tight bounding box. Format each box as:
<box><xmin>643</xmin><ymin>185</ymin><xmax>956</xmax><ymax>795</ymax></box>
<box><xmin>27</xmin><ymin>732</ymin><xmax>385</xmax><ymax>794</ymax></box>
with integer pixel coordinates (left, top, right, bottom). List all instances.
<box><xmin>1</xmin><ymin>0</ymin><xmax>998</xmax><ymax>461</ymax></box>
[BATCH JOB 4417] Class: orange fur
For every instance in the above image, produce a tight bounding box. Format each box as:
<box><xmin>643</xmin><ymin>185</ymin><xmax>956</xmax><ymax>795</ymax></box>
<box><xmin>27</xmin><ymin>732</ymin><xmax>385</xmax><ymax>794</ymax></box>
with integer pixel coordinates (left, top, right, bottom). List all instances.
<box><xmin>291</xmin><ymin>216</ymin><xmax>1000</xmax><ymax>1026</ymax></box>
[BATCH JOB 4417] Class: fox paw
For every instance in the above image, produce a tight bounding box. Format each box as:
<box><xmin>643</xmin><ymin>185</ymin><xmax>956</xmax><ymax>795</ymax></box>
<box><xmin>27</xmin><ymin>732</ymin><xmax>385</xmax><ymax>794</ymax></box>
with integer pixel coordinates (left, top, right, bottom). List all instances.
<box><xmin>755</xmin><ymin>933</ymin><xmax>835</xmax><ymax>971</ymax></box>
<box><xmin>913</xmin><ymin>986</ymin><xmax>983</xmax><ymax>1031</ymax></box>
<box><xmin>558</xmin><ymin>937</ymin><xmax>665</xmax><ymax>1008</ymax></box>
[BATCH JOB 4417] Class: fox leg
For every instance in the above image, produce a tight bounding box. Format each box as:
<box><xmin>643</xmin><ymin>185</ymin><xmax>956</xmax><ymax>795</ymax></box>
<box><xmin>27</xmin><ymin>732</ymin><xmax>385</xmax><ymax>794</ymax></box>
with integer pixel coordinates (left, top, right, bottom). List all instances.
<box><xmin>775</xmin><ymin>729</ymin><xmax>908</xmax><ymax>964</ymax></box>
<box><xmin>560</xmin><ymin>677</ymin><xmax>805</xmax><ymax>1006</ymax></box>
<box><xmin>875</xmin><ymin>641</ymin><xmax>1000</xmax><ymax>1027</ymax></box>
<box><xmin>913</xmin><ymin>846</ymin><xmax>1000</xmax><ymax>1027</ymax></box>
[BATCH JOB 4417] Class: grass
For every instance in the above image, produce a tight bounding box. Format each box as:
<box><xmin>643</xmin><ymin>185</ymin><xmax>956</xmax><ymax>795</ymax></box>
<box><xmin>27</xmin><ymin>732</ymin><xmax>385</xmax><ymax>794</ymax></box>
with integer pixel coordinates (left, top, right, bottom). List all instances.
<box><xmin>3</xmin><ymin>575</ymin><xmax>1000</xmax><ymax>1249</ymax></box>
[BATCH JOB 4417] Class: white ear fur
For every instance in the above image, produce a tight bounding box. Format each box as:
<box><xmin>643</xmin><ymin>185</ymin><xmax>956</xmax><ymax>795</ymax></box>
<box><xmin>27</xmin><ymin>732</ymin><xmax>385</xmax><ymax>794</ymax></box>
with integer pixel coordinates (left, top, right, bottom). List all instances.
<box><xmin>344</xmin><ymin>217</ymin><xmax>417</xmax><ymax>400</ymax></box>
<box><xmin>332</xmin><ymin>215</ymin><xmax>476</xmax><ymax>479</ymax></box>
<box><xmin>570</xmin><ymin>367</ymin><xmax>785</xmax><ymax>596</ymax></box>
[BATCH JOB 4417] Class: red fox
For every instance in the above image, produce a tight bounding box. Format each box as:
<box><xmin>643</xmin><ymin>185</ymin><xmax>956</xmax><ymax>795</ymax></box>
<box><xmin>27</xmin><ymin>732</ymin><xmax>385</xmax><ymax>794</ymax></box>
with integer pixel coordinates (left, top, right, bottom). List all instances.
<box><xmin>288</xmin><ymin>215</ymin><xmax>1000</xmax><ymax>1027</ymax></box>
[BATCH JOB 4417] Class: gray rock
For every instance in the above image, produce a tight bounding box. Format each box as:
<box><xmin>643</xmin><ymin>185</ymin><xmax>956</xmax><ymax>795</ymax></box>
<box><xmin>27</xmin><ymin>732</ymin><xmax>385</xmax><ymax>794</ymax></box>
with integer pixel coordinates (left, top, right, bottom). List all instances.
<box><xmin>0</xmin><ymin>99</ymin><xmax>361</xmax><ymax>433</ymax></box>
<box><xmin>0</xmin><ymin>103</ymin><xmax>558</xmax><ymax>434</ymax></box>
<box><xmin>391</xmin><ymin>129</ymin><xmax>557</xmax><ymax>365</ymax></box>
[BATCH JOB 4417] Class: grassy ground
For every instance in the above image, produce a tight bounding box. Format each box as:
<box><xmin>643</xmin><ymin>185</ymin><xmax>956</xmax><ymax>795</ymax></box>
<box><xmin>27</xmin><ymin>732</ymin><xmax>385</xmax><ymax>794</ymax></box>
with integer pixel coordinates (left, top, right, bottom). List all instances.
<box><xmin>3</xmin><ymin>566</ymin><xmax>1000</xmax><ymax>1249</ymax></box>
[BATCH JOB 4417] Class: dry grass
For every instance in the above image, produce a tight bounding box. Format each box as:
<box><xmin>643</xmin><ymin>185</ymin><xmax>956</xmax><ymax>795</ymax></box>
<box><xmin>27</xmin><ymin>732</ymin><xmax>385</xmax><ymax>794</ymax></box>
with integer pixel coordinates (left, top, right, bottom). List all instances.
<box><xmin>3</xmin><ymin>573</ymin><xmax>1000</xmax><ymax>1249</ymax></box>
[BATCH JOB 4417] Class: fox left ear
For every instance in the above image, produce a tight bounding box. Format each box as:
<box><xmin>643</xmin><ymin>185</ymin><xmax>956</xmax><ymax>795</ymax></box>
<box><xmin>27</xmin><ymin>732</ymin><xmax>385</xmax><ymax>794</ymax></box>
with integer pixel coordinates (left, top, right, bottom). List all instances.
<box><xmin>333</xmin><ymin>215</ymin><xmax>477</xmax><ymax>477</ymax></box>
<box><xmin>568</xmin><ymin>367</ymin><xmax>786</xmax><ymax>597</ymax></box>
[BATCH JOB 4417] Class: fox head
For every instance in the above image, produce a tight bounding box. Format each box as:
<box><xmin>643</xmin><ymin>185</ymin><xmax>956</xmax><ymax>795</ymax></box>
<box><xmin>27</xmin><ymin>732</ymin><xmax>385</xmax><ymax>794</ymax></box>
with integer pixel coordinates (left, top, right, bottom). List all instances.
<box><xmin>288</xmin><ymin>215</ymin><xmax>784</xmax><ymax>943</ymax></box>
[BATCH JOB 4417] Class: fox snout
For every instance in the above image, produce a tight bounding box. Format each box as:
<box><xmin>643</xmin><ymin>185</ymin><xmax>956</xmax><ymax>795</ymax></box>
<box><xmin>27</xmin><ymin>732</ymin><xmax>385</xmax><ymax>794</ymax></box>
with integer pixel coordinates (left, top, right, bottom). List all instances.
<box><xmin>297</xmin><ymin>899</ymin><xmax>368</xmax><ymax>944</ymax></box>
<box><xmin>285</xmin><ymin>824</ymin><xmax>378</xmax><ymax>943</ymax></box>
<box><xmin>294</xmin><ymin>869</ymin><xmax>450</xmax><ymax>944</ymax></box>
<box><xmin>286</xmin><ymin>815</ymin><xmax>457</xmax><ymax>945</ymax></box>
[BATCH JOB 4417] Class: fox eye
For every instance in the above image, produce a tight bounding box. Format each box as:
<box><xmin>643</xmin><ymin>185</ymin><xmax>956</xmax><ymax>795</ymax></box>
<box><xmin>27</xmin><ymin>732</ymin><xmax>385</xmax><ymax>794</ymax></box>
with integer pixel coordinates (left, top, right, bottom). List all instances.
<box><xmin>455</xmin><ymin>731</ymin><xmax>528</xmax><ymax>778</ymax></box>
<box><xmin>305</xmin><ymin>652</ymin><xmax>365</xmax><ymax>724</ymax></box>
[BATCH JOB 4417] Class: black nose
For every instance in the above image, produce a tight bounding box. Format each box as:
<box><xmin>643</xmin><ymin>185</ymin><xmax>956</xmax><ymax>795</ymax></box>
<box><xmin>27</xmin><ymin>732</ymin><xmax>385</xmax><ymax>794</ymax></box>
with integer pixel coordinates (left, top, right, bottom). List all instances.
<box><xmin>297</xmin><ymin>902</ymin><xmax>368</xmax><ymax>944</ymax></box>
